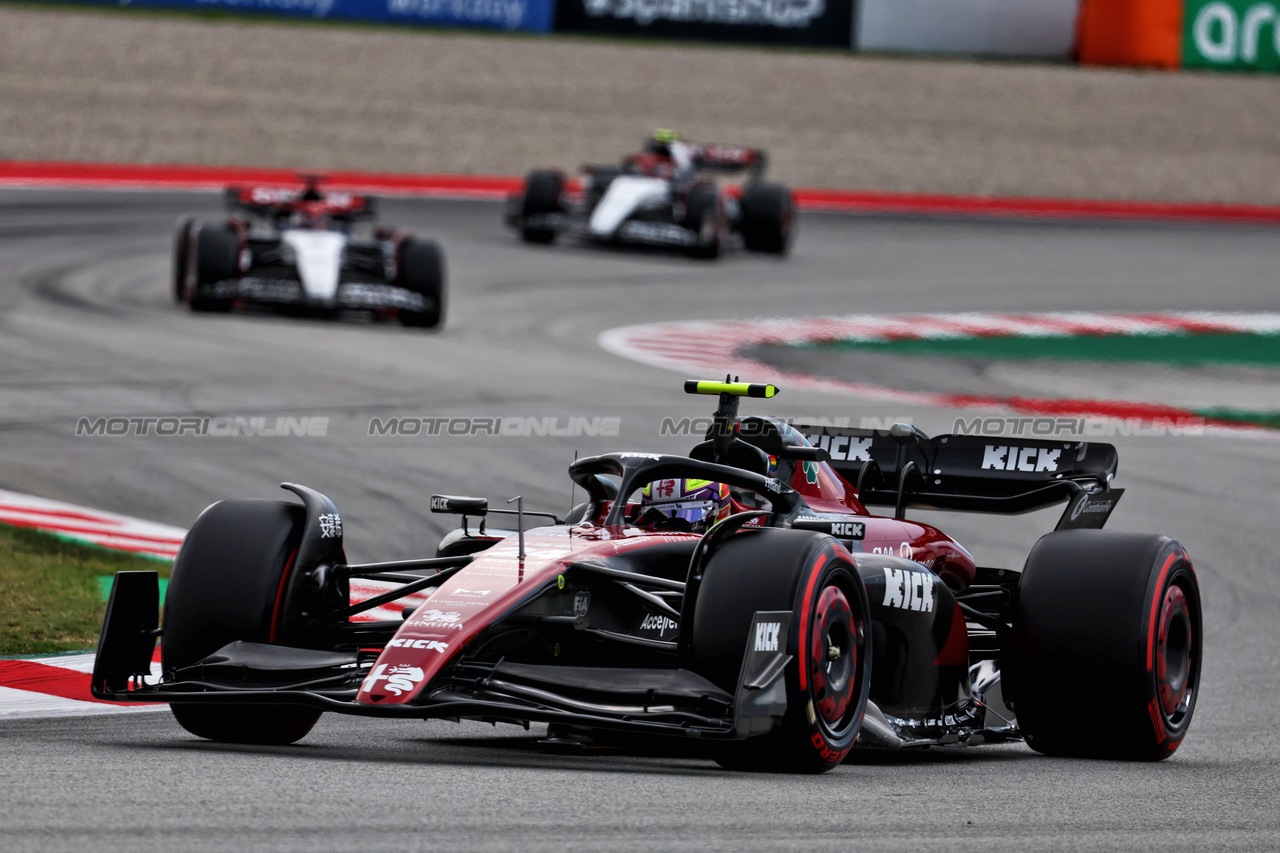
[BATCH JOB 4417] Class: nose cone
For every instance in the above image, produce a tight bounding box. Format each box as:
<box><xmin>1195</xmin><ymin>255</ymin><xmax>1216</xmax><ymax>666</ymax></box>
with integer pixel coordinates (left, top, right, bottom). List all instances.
<box><xmin>588</xmin><ymin>176</ymin><xmax>669</xmax><ymax>236</ymax></box>
<box><xmin>283</xmin><ymin>229</ymin><xmax>345</xmax><ymax>300</ymax></box>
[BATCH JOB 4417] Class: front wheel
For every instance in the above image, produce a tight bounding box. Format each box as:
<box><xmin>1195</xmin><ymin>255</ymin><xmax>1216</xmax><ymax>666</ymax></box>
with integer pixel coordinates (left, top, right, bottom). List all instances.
<box><xmin>188</xmin><ymin>223</ymin><xmax>237</xmax><ymax>313</ymax></box>
<box><xmin>520</xmin><ymin>169</ymin><xmax>564</xmax><ymax>244</ymax></box>
<box><xmin>739</xmin><ymin>183</ymin><xmax>794</xmax><ymax>255</ymax></box>
<box><xmin>690</xmin><ymin>529</ymin><xmax>870</xmax><ymax>772</ymax></box>
<box><xmin>684</xmin><ymin>183</ymin><xmax>723</xmax><ymax>260</ymax></box>
<box><xmin>162</xmin><ymin>499</ymin><xmax>322</xmax><ymax>745</ymax></box>
<box><xmin>398</xmin><ymin>238</ymin><xmax>446</xmax><ymax>329</ymax></box>
<box><xmin>1010</xmin><ymin>530</ymin><xmax>1201</xmax><ymax>760</ymax></box>
<box><xmin>171</xmin><ymin>215</ymin><xmax>195</xmax><ymax>302</ymax></box>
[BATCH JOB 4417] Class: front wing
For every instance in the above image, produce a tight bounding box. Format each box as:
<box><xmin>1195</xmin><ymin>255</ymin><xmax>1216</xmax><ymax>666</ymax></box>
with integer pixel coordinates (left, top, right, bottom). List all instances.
<box><xmin>91</xmin><ymin>572</ymin><xmax>785</xmax><ymax>741</ymax></box>
<box><xmin>195</xmin><ymin>277</ymin><xmax>430</xmax><ymax>312</ymax></box>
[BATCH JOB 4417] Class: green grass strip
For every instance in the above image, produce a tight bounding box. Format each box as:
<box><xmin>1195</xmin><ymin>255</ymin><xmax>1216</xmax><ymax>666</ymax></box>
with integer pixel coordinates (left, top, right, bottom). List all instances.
<box><xmin>96</xmin><ymin>575</ymin><xmax>168</xmax><ymax>604</ymax></box>
<box><xmin>0</xmin><ymin>524</ymin><xmax>170</xmax><ymax>656</ymax></box>
<box><xmin>1194</xmin><ymin>408</ymin><xmax>1280</xmax><ymax>429</ymax></box>
<box><xmin>794</xmin><ymin>331</ymin><xmax>1280</xmax><ymax>367</ymax></box>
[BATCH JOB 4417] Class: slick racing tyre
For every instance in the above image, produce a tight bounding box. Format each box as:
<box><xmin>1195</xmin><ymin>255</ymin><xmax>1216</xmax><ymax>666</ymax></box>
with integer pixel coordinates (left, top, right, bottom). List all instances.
<box><xmin>1010</xmin><ymin>530</ymin><xmax>1201</xmax><ymax>761</ymax></box>
<box><xmin>161</xmin><ymin>500</ymin><xmax>322</xmax><ymax>745</ymax></box>
<box><xmin>740</xmin><ymin>183</ymin><xmax>794</xmax><ymax>255</ymax></box>
<box><xmin>171</xmin><ymin>215</ymin><xmax>195</xmax><ymax>303</ymax></box>
<box><xmin>685</xmin><ymin>183</ymin><xmax>723</xmax><ymax>260</ymax></box>
<box><xmin>691</xmin><ymin>529</ymin><xmax>870</xmax><ymax>773</ymax></box>
<box><xmin>520</xmin><ymin>169</ymin><xmax>564</xmax><ymax>244</ymax></box>
<box><xmin>188</xmin><ymin>223</ymin><xmax>237</xmax><ymax>313</ymax></box>
<box><xmin>398</xmin><ymin>238</ymin><xmax>446</xmax><ymax>329</ymax></box>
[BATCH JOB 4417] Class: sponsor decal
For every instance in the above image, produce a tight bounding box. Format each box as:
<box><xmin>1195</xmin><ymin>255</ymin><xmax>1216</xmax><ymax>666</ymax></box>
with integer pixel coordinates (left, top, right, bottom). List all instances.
<box><xmin>387</xmin><ymin>638</ymin><xmax>450</xmax><ymax>652</ymax></box>
<box><xmin>881</xmin><ymin>568</ymin><xmax>935</xmax><ymax>613</ymax></box>
<box><xmin>430</xmin><ymin>496</ymin><xmax>451</xmax><ymax>511</ymax></box>
<box><xmin>755</xmin><ymin>620</ymin><xmax>782</xmax><ymax>651</ymax></box>
<box><xmin>807</xmin><ymin>433</ymin><xmax>873</xmax><ymax>463</ymax></box>
<box><xmin>1185</xmin><ymin>0</ymin><xmax>1280</xmax><ymax>71</ymax></box>
<box><xmin>872</xmin><ymin>541</ymin><xmax>914</xmax><ymax>559</ymax></box>
<box><xmin>1070</xmin><ymin>495</ymin><xmax>1114</xmax><ymax>521</ymax></box>
<box><xmin>582</xmin><ymin>0</ymin><xmax>826</xmax><ymax>28</ymax></box>
<box><xmin>620</xmin><ymin>452</ymin><xmax>662</xmax><ymax>461</ymax></box>
<box><xmin>640</xmin><ymin>614</ymin><xmax>678</xmax><ymax>634</ymax></box>
<box><xmin>761</xmin><ymin>478</ymin><xmax>784</xmax><ymax>494</ymax></box>
<box><xmin>981</xmin><ymin>445</ymin><xmax>1062</xmax><ymax>473</ymax></box>
<box><xmin>318</xmin><ymin>512</ymin><xmax>342</xmax><ymax>538</ymax></box>
<box><xmin>802</xmin><ymin>459</ymin><xmax>820</xmax><ymax>485</ymax></box>
<box><xmin>452</xmin><ymin>587</ymin><xmax>491</xmax><ymax>598</ymax></box>
<box><xmin>616</xmin><ymin>220</ymin><xmax>696</xmax><ymax>247</ymax></box>
<box><xmin>408</xmin><ymin>608</ymin><xmax>464</xmax><ymax>630</ymax></box>
<box><xmin>361</xmin><ymin>663</ymin><xmax>425</xmax><ymax>697</ymax></box>
<box><xmin>830</xmin><ymin>521</ymin><xmax>865</xmax><ymax>539</ymax></box>
<box><xmin>574</xmin><ymin>591</ymin><xmax>591</xmax><ymax>616</ymax></box>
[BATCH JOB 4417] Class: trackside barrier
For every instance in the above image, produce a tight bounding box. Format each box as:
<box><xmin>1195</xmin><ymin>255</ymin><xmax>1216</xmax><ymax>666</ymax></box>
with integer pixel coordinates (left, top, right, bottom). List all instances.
<box><xmin>855</xmin><ymin>0</ymin><xmax>1080</xmax><ymax>58</ymax></box>
<box><xmin>6</xmin><ymin>160</ymin><xmax>1280</xmax><ymax>224</ymax></box>
<box><xmin>552</xmin><ymin>0</ymin><xmax>853</xmax><ymax>46</ymax></box>
<box><xmin>1078</xmin><ymin>0</ymin><xmax>1280</xmax><ymax>71</ymax></box>
<box><xmin>35</xmin><ymin>0</ymin><xmax>556</xmax><ymax>32</ymax></box>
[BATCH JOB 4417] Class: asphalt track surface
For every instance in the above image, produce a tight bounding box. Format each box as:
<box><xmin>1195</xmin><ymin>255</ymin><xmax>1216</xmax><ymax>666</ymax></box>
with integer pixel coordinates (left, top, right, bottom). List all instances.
<box><xmin>1</xmin><ymin>189</ymin><xmax>1279</xmax><ymax>851</ymax></box>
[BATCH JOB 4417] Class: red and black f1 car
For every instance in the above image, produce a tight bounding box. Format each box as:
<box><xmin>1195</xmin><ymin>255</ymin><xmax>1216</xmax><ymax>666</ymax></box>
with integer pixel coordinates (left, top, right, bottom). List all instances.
<box><xmin>506</xmin><ymin>132</ymin><xmax>794</xmax><ymax>259</ymax></box>
<box><xmin>173</xmin><ymin>177</ymin><xmax>446</xmax><ymax>328</ymax></box>
<box><xmin>94</xmin><ymin>381</ymin><xmax>1200</xmax><ymax>772</ymax></box>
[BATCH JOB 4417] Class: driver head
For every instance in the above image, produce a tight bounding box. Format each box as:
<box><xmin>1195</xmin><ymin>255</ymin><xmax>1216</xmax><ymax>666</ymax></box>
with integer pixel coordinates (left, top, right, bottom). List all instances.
<box><xmin>636</xmin><ymin>478</ymin><xmax>730</xmax><ymax>533</ymax></box>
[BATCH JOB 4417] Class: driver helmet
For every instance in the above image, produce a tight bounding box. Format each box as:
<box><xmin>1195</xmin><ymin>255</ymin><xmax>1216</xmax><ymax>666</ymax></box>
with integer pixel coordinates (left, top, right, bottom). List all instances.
<box><xmin>637</xmin><ymin>478</ymin><xmax>730</xmax><ymax>533</ymax></box>
<box><xmin>643</xmin><ymin>128</ymin><xmax>680</xmax><ymax>158</ymax></box>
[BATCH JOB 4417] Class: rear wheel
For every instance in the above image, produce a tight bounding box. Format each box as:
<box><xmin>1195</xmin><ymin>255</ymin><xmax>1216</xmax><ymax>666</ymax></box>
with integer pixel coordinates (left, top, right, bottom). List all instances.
<box><xmin>1010</xmin><ymin>530</ymin><xmax>1201</xmax><ymax>760</ymax></box>
<box><xmin>162</xmin><ymin>500</ymin><xmax>322</xmax><ymax>745</ymax></box>
<box><xmin>684</xmin><ymin>183</ymin><xmax>723</xmax><ymax>260</ymax></box>
<box><xmin>189</xmin><ymin>223</ymin><xmax>237</xmax><ymax>313</ymax></box>
<box><xmin>740</xmin><ymin>183</ymin><xmax>794</xmax><ymax>255</ymax></box>
<box><xmin>520</xmin><ymin>170</ymin><xmax>564</xmax><ymax>244</ymax></box>
<box><xmin>691</xmin><ymin>529</ymin><xmax>869</xmax><ymax>772</ymax></box>
<box><xmin>171</xmin><ymin>215</ymin><xmax>195</xmax><ymax>302</ymax></box>
<box><xmin>398</xmin><ymin>238</ymin><xmax>446</xmax><ymax>329</ymax></box>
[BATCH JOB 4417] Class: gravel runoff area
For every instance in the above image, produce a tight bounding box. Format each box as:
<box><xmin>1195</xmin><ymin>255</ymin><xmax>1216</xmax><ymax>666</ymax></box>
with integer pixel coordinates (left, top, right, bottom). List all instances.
<box><xmin>2</xmin><ymin>4</ymin><xmax>1280</xmax><ymax>203</ymax></box>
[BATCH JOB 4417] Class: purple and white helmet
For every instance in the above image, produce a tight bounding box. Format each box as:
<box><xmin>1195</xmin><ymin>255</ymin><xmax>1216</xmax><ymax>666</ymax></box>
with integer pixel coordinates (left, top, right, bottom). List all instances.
<box><xmin>637</xmin><ymin>478</ymin><xmax>731</xmax><ymax>533</ymax></box>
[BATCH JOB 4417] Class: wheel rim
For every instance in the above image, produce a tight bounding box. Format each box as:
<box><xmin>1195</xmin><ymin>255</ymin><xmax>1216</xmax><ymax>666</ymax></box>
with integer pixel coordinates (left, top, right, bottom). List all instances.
<box><xmin>809</xmin><ymin>583</ymin><xmax>859</xmax><ymax>728</ymax></box>
<box><xmin>1157</xmin><ymin>583</ymin><xmax>1195</xmax><ymax>723</ymax></box>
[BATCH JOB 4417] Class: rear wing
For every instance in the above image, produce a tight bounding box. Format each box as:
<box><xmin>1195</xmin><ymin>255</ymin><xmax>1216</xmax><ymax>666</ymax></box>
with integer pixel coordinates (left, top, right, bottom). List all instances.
<box><xmin>692</xmin><ymin>144</ymin><xmax>766</xmax><ymax>179</ymax></box>
<box><xmin>796</xmin><ymin>424</ymin><xmax>1122</xmax><ymax>530</ymax></box>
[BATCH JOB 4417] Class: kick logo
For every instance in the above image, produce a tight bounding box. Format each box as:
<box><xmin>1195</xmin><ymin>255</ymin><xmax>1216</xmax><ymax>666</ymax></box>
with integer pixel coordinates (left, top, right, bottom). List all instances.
<box><xmin>882</xmin><ymin>568</ymin><xmax>935</xmax><ymax>613</ymax></box>
<box><xmin>755</xmin><ymin>621</ymin><xmax>781</xmax><ymax>652</ymax></box>
<box><xmin>387</xmin><ymin>638</ymin><xmax>450</xmax><ymax>652</ymax></box>
<box><xmin>361</xmin><ymin>664</ymin><xmax>425</xmax><ymax>697</ymax></box>
<box><xmin>982</xmin><ymin>445</ymin><xmax>1062</xmax><ymax>473</ymax></box>
<box><xmin>806</xmin><ymin>433</ymin><xmax>873</xmax><ymax>463</ymax></box>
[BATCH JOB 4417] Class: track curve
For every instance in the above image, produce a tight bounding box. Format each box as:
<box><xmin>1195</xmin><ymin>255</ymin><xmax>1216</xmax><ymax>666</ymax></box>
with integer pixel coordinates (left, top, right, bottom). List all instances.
<box><xmin>1</xmin><ymin>189</ymin><xmax>1278</xmax><ymax>851</ymax></box>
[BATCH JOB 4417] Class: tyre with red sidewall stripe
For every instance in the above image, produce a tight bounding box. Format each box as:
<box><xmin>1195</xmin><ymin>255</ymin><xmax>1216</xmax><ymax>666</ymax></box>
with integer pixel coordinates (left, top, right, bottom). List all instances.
<box><xmin>690</xmin><ymin>529</ymin><xmax>870</xmax><ymax>773</ymax></box>
<box><xmin>162</xmin><ymin>500</ymin><xmax>322</xmax><ymax>745</ymax></box>
<box><xmin>1010</xmin><ymin>530</ymin><xmax>1201</xmax><ymax>760</ymax></box>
